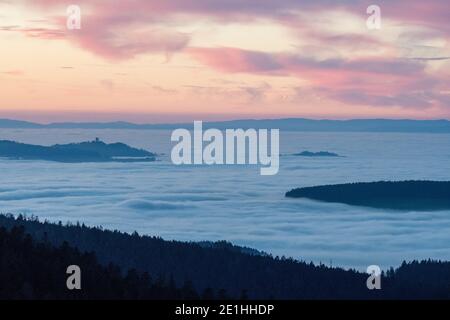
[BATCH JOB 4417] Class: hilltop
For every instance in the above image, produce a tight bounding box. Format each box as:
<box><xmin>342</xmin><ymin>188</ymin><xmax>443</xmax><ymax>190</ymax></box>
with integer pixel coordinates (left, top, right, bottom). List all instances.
<box><xmin>0</xmin><ymin>138</ymin><xmax>156</xmax><ymax>163</ymax></box>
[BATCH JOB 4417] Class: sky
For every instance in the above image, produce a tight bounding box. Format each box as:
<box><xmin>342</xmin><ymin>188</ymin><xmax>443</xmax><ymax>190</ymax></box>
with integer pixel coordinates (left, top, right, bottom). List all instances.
<box><xmin>0</xmin><ymin>0</ymin><xmax>449</xmax><ymax>123</ymax></box>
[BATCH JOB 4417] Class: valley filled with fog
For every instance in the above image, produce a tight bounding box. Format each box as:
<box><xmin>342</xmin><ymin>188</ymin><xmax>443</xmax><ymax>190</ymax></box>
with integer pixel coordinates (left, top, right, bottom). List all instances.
<box><xmin>1</xmin><ymin>129</ymin><xmax>449</xmax><ymax>270</ymax></box>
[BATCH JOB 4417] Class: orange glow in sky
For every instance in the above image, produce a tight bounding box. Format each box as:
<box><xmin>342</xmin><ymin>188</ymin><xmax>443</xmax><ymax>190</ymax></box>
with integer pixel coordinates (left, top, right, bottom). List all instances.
<box><xmin>0</xmin><ymin>1</ymin><xmax>449</xmax><ymax>122</ymax></box>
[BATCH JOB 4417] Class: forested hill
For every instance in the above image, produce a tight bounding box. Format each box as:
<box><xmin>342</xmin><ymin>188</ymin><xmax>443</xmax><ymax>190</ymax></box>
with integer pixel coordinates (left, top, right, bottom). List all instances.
<box><xmin>0</xmin><ymin>139</ymin><xmax>156</xmax><ymax>162</ymax></box>
<box><xmin>1</xmin><ymin>214</ymin><xmax>450</xmax><ymax>299</ymax></box>
<box><xmin>286</xmin><ymin>181</ymin><xmax>450</xmax><ymax>210</ymax></box>
<box><xmin>0</xmin><ymin>225</ymin><xmax>205</xmax><ymax>299</ymax></box>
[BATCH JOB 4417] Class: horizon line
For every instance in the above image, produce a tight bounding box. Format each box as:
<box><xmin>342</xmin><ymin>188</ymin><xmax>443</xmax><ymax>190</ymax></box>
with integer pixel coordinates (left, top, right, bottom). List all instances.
<box><xmin>1</xmin><ymin>116</ymin><xmax>450</xmax><ymax>126</ymax></box>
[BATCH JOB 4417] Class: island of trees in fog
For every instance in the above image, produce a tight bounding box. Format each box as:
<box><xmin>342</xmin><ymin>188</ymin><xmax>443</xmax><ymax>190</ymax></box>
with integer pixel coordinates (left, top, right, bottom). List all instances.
<box><xmin>286</xmin><ymin>181</ymin><xmax>450</xmax><ymax>211</ymax></box>
<box><xmin>291</xmin><ymin>151</ymin><xmax>341</xmax><ymax>157</ymax></box>
<box><xmin>0</xmin><ymin>139</ymin><xmax>156</xmax><ymax>163</ymax></box>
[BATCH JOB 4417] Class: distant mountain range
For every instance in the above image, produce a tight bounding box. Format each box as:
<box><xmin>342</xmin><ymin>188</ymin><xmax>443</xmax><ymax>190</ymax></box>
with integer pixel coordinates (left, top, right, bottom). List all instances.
<box><xmin>1</xmin><ymin>118</ymin><xmax>450</xmax><ymax>132</ymax></box>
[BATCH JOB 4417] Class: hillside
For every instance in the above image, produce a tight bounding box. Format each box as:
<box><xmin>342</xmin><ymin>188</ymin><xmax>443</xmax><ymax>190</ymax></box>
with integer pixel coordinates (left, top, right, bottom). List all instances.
<box><xmin>286</xmin><ymin>181</ymin><xmax>450</xmax><ymax>210</ymax></box>
<box><xmin>0</xmin><ymin>225</ymin><xmax>205</xmax><ymax>300</ymax></box>
<box><xmin>1</xmin><ymin>214</ymin><xmax>450</xmax><ymax>299</ymax></box>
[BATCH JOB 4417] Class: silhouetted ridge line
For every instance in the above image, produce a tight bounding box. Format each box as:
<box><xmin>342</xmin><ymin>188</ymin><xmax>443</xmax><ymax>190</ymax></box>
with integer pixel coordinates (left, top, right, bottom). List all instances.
<box><xmin>1</xmin><ymin>118</ymin><xmax>450</xmax><ymax>132</ymax></box>
<box><xmin>1</xmin><ymin>214</ymin><xmax>450</xmax><ymax>299</ymax></box>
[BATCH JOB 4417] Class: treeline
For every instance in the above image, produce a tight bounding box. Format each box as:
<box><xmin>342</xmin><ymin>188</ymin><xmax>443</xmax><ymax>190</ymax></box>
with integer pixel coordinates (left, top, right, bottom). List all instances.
<box><xmin>1</xmin><ymin>214</ymin><xmax>450</xmax><ymax>299</ymax></box>
<box><xmin>0</xmin><ymin>225</ymin><xmax>239</xmax><ymax>300</ymax></box>
<box><xmin>286</xmin><ymin>180</ymin><xmax>450</xmax><ymax>210</ymax></box>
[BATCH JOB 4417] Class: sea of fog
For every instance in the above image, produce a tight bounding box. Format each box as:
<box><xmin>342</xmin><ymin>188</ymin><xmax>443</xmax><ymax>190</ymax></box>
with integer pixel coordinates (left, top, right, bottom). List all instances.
<box><xmin>1</xmin><ymin>129</ymin><xmax>450</xmax><ymax>270</ymax></box>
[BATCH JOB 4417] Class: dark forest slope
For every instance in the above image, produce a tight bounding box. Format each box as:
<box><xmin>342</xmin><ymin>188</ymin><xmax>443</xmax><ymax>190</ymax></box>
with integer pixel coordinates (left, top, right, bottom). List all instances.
<box><xmin>0</xmin><ymin>225</ymin><xmax>205</xmax><ymax>300</ymax></box>
<box><xmin>1</xmin><ymin>214</ymin><xmax>450</xmax><ymax>299</ymax></box>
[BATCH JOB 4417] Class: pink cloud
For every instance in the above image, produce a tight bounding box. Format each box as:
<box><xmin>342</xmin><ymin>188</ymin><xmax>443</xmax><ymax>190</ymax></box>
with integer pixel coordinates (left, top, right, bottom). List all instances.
<box><xmin>3</xmin><ymin>1</ymin><xmax>192</xmax><ymax>60</ymax></box>
<box><xmin>189</xmin><ymin>47</ymin><xmax>425</xmax><ymax>77</ymax></box>
<box><xmin>66</xmin><ymin>19</ymin><xmax>189</xmax><ymax>60</ymax></box>
<box><xmin>5</xmin><ymin>0</ymin><xmax>447</xmax><ymax>113</ymax></box>
<box><xmin>7</xmin><ymin>0</ymin><xmax>445</xmax><ymax>62</ymax></box>
<box><xmin>189</xmin><ymin>47</ymin><xmax>448</xmax><ymax>110</ymax></box>
<box><xmin>29</xmin><ymin>0</ymin><xmax>450</xmax><ymax>31</ymax></box>
<box><xmin>188</xmin><ymin>47</ymin><xmax>282</xmax><ymax>73</ymax></box>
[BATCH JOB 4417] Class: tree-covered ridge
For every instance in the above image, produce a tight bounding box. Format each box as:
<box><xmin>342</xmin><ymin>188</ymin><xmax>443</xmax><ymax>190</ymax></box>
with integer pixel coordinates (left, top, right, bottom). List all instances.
<box><xmin>286</xmin><ymin>181</ymin><xmax>450</xmax><ymax>210</ymax></box>
<box><xmin>0</xmin><ymin>139</ymin><xmax>156</xmax><ymax>162</ymax></box>
<box><xmin>0</xmin><ymin>225</ymin><xmax>209</xmax><ymax>300</ymax></box>
<box><xmin>1</xmin><ymin>214</ymin><xmax>450</xmax><ymax>299</ymax></box>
